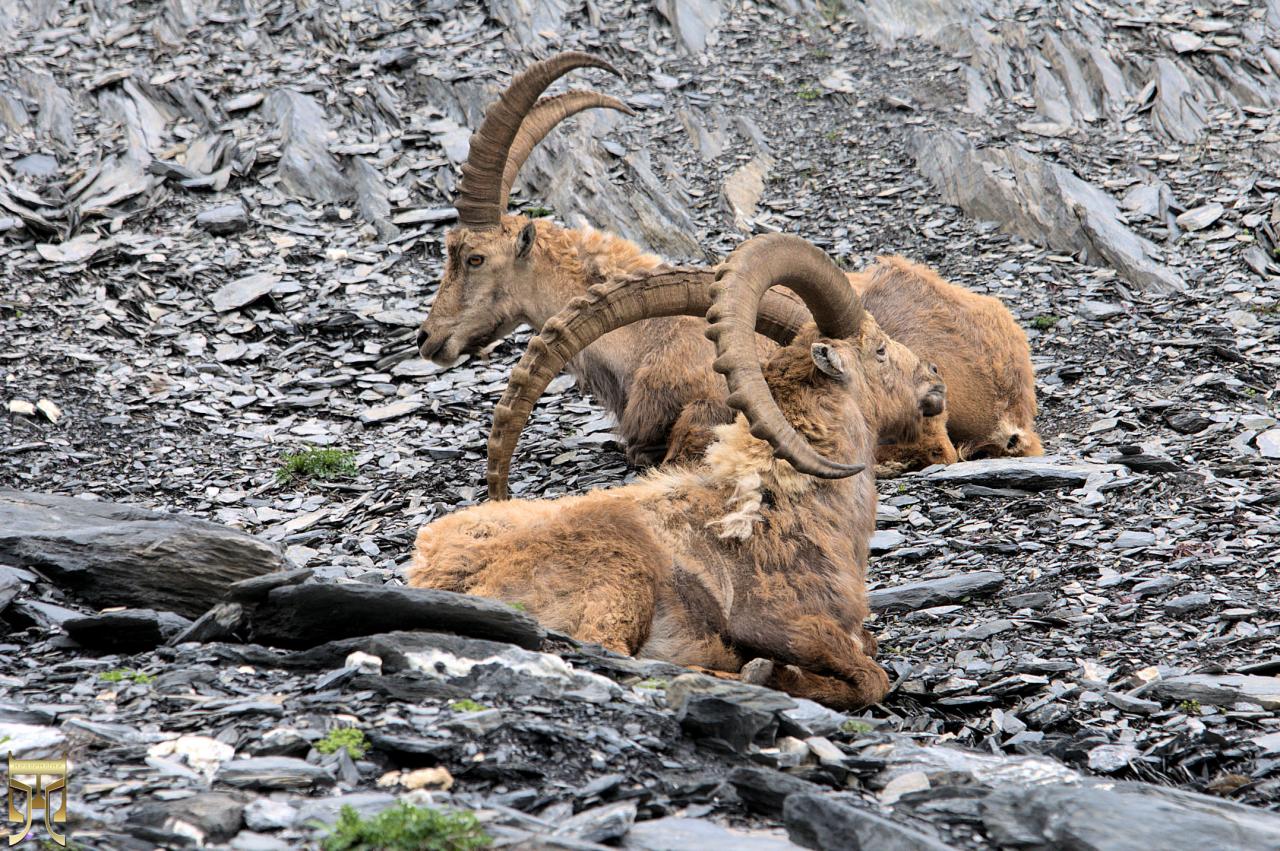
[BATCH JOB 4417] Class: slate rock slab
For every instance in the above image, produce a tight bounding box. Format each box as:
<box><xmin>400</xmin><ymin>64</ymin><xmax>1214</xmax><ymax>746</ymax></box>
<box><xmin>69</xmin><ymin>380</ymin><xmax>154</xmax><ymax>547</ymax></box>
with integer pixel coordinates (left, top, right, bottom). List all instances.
<box><xmin>625</xmin><ymin>817</ymin><xmax>802</xmax><ymax>850</ymax></box>
<box><xmin>196</xmin><ymin>203</ymin><xmax>249</xmax><ymax>235</ymax></box>
<box><xmin>247</xmin><ymin>583</ymin><xmax>545</xmax><ymax>650</ymax></box>
<box><xmin>666</xmin><ymin>674</ymin><xmax>794</xmax><ymax>753</ymax></box>
<box><xmin>728</xmin><ymin>766</ymin><xmax>823</xmax><ymax>818</ymax></box>
<box><xmin>131</xmin><ymin>791</ymin><xmax>249</xmax><ymax>844</ymax></box>
<box><xmin>868</xmin><ymin>571</ymin><xmax>1004</xmax><ymax>613</ymax></box>
<box><xmin>784</xmin><ymin>793</ymin><xmax>959</xmax><ymax>851</ymax></box>
<box><xmin>215</xmin><ymin>757</ymin><xmax>334</xmax><ymax>790</ymax></box>
<box><xmin>982</xmin><ymin>781</ymin><xmax>1280</xmax><ymax>851</ymax></box>
<box><xmin>1148</xmin><ymin>674</ymin><xmax>1280</xmax><ymax>710</ymax></box>
<box><xmin>0</xmin><ymin>489</ymin><xmax>283</xmax><ymax>618</ymax></box>
<box><xmin>920</xmin><ymin>457</ymin><xmax>1124</xmax><ymax>491</ymax></box>
<box><xmin>64</xmin><ymin>608</ymin><xmax>192</xmax><ymax>652</ymax></box>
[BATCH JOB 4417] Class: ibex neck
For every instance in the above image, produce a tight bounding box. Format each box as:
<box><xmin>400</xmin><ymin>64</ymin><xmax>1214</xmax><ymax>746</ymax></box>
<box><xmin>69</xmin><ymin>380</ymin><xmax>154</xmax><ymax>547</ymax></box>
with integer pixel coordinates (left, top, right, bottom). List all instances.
<box><xmin>521</xmin><ymin>219</ymin><xmax>665</xmax><ymax>327</ymax></box>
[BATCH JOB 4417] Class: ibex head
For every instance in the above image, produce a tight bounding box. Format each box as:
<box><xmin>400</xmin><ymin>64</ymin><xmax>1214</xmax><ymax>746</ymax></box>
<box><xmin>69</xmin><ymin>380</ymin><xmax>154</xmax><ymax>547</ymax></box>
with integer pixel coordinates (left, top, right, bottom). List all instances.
<box><xmin>417</xmin><ymin>53</ymin><xmax>633</xmax><ymax>365</ymax></box>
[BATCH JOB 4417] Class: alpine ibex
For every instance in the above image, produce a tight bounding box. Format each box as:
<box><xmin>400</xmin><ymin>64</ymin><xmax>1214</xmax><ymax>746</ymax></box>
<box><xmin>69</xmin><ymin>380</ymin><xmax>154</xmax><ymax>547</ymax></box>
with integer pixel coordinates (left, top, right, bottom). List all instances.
<box><xmin>410</xmin><ymin>234</ymin><xmax>939</xmax><ymax>709</ymax></box>
<box><xmin>415</xmin><ymin>51</ymin><xmax>1039</xmax><ymax>470</ymax></box>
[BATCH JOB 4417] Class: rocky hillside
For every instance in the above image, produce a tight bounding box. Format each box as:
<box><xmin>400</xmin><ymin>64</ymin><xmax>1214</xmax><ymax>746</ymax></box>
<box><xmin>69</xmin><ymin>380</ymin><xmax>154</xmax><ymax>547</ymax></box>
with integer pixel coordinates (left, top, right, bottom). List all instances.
<box><xmin>0</xmin><ymin>0</ymin><xmax>1278</xmax><ymax>848</ymax></box>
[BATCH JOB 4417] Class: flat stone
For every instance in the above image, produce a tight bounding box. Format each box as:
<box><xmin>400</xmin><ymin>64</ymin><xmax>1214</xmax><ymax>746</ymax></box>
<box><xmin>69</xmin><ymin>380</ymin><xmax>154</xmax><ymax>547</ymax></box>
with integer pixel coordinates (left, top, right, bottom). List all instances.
<box><xmin>921</xmin><ymin>457</ymin><xmax>1123</xmax><ymax>491</ymax></box>
<box><xmin>0</xmin><ymin>489</ymin><xmax>283</xmax><ymax>618</ymax></box>
<box><xmin>63</xmin><ymin>608</ymin><xmax>192</xmax><ymax>652</ymax></box>
<box><xmin>666</xmin><ymin>674</ymin><xmax>794</xmax><ymax>753</ymax></box>
<box><xmin>983</xmin><ymin>781</ymin><xmax>1280</xmax><ymax>850</ymax></box>
<box><xmin>1149</xmin><ymin>675</ymin><xmax>1280</xmax><ymax>709</ymax></box>
<box><xmin>727</xmin><ymin>766</ymin><xmax>823</xmax><ymax>817</ymax></box>
<box><xmin>132</xmin><ymin>791</ymin><xmax>248</xmax><ymax>844</ymax></box>
<box><xmin>291</xmin><ymin>792</ymin><xmax>396</xmax><ymax>828</ymax></box>
<box><xmin>1105</xmin><ymin>692</ymin><xmax>1161</xmax><ymax>716</ymax></box>
<box><xmin>13</xmin><ymin>153</ymin><xmax>58</xmax><ymax>178</ymax></box>
<box><xmin>211</xmin><ymin>273</ymin><xmax>281</xmax><ymax>312</ymax></box>
<box><xmin>247</xmin><ymin>583</ymin><xmax>545</xmax><ymax>650</ymax></box>
<box><xmin>1166</xmin><ymin>411</ymin><xmax>1212</xmax><ymax>434</ymax></box>
<box><xmin>1079</xmin><ymin>300</ymin><xmax>1124</xmax><ymax>320</ymax></box>
<box><xmin>358</xmin><ymin>400</ymin><xmax>423</xmax><ymax>424</ymax></box>
<box><xmin>196</xmin><ymin>203</ymin><xmax>249</xmax><ymax>236</ymax></box>
<box><xmin>1164</xmin><ymin>592</ymin><xmax>1212</xmax><ymax>615</ymax></box>
<box><xmin>869</xmin><ymin>530</ymin><xmax>906</xmax><ymax>553</ymax></box>
<box><xmin>243</xmin><ymin>798</ymin><xmax>297</xmax><ymax>831</ymax></box>
<box><xmin>1175</xmin><ymin>203</ymin><xmax>1224</xmax><ymax>231</ymax></box>
<box><xmin>785</xmin><ymin>793</ymin><xmax>957</xmax><ymax>851</ymax></box>
<box><xmin>625</xmin><ymin>817</ymin><xmax>802</xmax><ymax>850</ymax></box>
<box><xmin>1255</xmin><ymin>428</ymin><xmax>1280</xmax><ymax>459</ymax></box>
<box><xmin>1114</xmin><ymin>530</ymin><xmax>1158</xmax><ymax>550</ymax></box>
<box><xmin>554</xmin><ymin>800</ymin><xmax>637</xmax><ymax>843</ymax></box>
<box><xmin>868</xmin><ymin>571</ymin><xmax>1004</xmax><ymax>613</ymax></box>
<box><xmin>215</xmin><ymin>757</ymin><xmax>334</xmax><ymax>790</ymax></box>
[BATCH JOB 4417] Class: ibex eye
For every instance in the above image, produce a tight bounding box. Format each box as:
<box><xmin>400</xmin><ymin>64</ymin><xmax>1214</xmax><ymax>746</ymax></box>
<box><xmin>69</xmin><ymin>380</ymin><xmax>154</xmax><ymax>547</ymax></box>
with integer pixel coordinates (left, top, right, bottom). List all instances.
<box><xmin>467</xmin><ymin>255</ymin><xmax>485</xmax><ymax>268</ymax></box>
<box><xmin>876</xmin><ymin>345</ymin><xmax>887</xmax><ymax>358</ymax></box>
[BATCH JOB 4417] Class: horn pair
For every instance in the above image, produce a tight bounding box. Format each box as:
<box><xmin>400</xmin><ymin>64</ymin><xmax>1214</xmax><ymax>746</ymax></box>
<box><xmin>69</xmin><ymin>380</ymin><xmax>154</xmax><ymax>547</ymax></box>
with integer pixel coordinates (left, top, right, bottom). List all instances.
<box><xmin>456</xmin><ymin>52</ymin><xmax>634</xmax><ymax>229</ymax></box>
<box><xmin>487</xmin><ymin>235</ymin><xmax>867</xmax><ymax>500</ymax></box>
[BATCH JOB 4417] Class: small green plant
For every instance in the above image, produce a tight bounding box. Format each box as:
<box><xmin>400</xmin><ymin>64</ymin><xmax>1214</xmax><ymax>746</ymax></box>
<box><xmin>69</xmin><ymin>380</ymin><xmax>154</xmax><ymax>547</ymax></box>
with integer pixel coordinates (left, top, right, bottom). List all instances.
<box><xmin>812</xmin><ymin>48</ymin><xmax>831</xmax><ymax>59</ymax></box>
<box><xmin>1031</xmin><ymin>314</ymin><xmax>1060</xmax><ymax>330</ymax></box>
<box><xmin>1179</xmin><ymin>699</ymin><xmax>1202</xmax><ymax>716</ymax></box>
<box><xmin>796</xmin><ymin>86</ymin><xmax>822</xmax><ymax>101</ymax></box>
<box><xmin>823</xmin><ymin>129</ymin><xmax>840</xmax><ymax>143</ymax></box>
<box><xmin>508</xmin><ymin>601</ymin><xmax>527</xmax><ymax>612</ymax></box>
<box><xmin>524</xmin><ymin>205</ymin><xmax>553</xmax><ymax>218</ymax></box>
<box><xmin>840</xmin><ymin>718</ymin><xmax>874</xmax><ymax>734</ymax></box>
<box><xmin>448</xmin><ymin>699</ymin><xmax>488</xmax><ymax>713</ymax></box>
<box><xmin>99</xmin><ymin>669</ymin><xmax>153</xmax><ymax>685</ymax></box>
<box><xmin>40</xmin><ymin>840</ymin><xmax>85</xmax><ymax>851</ymax></box>
<box><xmin>276</xmin><ymin>448</ymin><xmax>358</xmax><ymax>484</ymax></box>
<box><xmin>316</xmin><ymin>727</ymin><xmax>369</xmax><ymax>759</ymax></box>
<box><xmin>321</xmin><ymin>802</ymin><xmax>491</xmax><ymax>851</ymax></box>
<box><xmin>635</xmin><ymin>677</ymin><xmax>670</xmax><ymax>689</ymax></box>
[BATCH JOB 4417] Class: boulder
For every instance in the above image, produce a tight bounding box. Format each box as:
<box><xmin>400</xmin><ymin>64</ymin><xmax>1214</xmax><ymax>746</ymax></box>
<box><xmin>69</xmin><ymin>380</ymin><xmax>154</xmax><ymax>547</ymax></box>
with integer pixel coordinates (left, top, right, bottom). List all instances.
<box><xmin>0</xmin><ymin>490</ymin><xmax>284</xmax><ymax>618</ymax></box>
<box><xmin>247</xmin><ymin>583</ymin><xmax>545</xmax><ymax>650</ymax></box>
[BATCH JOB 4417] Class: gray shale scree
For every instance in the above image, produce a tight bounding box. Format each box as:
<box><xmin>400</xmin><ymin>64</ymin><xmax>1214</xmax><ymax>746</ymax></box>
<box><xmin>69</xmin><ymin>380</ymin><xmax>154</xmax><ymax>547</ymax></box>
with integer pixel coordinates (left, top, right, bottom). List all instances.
<box><xmin>1</xmin><ymin>0</ymin><xmax>1279</xmax><ymax>846</ymax></box>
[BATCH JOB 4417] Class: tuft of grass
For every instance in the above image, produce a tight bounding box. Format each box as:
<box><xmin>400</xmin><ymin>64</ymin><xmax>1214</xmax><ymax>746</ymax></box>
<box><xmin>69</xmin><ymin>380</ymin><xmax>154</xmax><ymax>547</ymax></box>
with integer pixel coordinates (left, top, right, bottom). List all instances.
<box><xmin>276</xmin><ymin>448</ymin><xmax>358</xmax><ymax>484</ymax></box>
<box><xmin>1031</xmin><ymin>314</ymin><xmax>1060</xmax><ymax>330</ymax></box>
<box><xmin>507</xmin><ymin>601</ymin><xmax>527</xmax><ymax>612</ymax></box>
<box><xmin>524</xmin><ymin>206</ymin><xmax>553</xmax><ymax>218</ymax></box>
<box><xmin>448</xmin><ymin>699</ymin><xmax>488</xmax><ymax>713</ymax></box>
<box><xmin>796</xmin><ymin>86</ymin><xmax>822</xmax><ymax>101</ymax></box>
<box><xmin>823</xmin><ymin>129</ymin><xmax>840</xmax><ymax>143</ymax></box>
<box><xmin>635</xmin><ymin>677</ymin><xmax>669</xmax><ymax>690</ymax></box>
<box><xmin>1179</xmin><ymin>699</ymin><xmax>1202</xmax><ymax>716</ymax></box>
<box><xmin>840</xmin><ymin>718</ymin><xmax>874</xmax><ymax>735</ymax></box>
<box><xmin>99</xmin><ymin>669</ymin><xmax>153</xmax><ymax>685</ymax></box>
<box><xmin>321</xmin><ymin>803</ymin><xmax>491</xmax><ymax>851</ymax></box>
<box><xmin>316</xmin><ymin>727</ymin><xmax>369</xmax><ymax>759</ymax></box>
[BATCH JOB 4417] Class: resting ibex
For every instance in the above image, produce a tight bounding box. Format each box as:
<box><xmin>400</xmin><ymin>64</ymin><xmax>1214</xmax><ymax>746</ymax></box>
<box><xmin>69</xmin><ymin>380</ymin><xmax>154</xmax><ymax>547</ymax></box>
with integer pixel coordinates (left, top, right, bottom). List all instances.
<box><xmin>415</xmin><ymin>51</ymin><xmax>1039</xmax><ymax>470</ymax></box>
<box><xmin>410</xmin><ymin>234</ymin><xmax>938</xmax><ymax>709</ymax></box>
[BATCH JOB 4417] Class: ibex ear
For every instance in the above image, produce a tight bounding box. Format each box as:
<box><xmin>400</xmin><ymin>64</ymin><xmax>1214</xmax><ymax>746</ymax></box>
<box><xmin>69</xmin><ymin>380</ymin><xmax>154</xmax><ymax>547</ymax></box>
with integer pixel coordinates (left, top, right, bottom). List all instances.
<box><xmin>515</xmin><ymin>222</ymin><xmax>537</xmax><ymax>259</ymax></box>
<box><xmin>811</xmin><ymin>343</ymin><xmax>848</xmax><ymax>381</ymax></box>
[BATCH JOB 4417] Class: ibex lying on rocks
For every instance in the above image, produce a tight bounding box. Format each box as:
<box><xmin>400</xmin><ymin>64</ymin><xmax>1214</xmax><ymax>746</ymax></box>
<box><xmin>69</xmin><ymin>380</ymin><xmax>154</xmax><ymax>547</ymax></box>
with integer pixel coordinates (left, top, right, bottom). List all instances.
<box><xmin>410</xmin><ymin>234</ymin><xmax>939</xmax><ymax>709</ymax></box>
<box><xmin>416</xmin><ymin>51</ymin><xmax>1038</xmax><ymax>470</ymax></box>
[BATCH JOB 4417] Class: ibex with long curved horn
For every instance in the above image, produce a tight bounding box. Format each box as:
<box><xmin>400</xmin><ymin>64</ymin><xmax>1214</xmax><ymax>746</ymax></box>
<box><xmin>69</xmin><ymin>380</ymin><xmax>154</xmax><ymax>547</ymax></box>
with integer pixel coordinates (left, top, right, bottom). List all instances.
<box><xmin>416</xmin><ymin>51</ymin><xmax>1039</xmax><ymax>470</ymax></box>
<box><xmin>410</xmin><ymin>234</ymin><xmax>939</xmax><ymax>709</ymax></box>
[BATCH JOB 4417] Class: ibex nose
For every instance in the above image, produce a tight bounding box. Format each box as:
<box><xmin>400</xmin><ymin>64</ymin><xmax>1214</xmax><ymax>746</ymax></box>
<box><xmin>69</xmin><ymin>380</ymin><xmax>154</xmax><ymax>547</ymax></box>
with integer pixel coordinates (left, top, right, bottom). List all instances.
<box><xmin>416</xmin><ymin>328</ymin><xmax>428</xmax><ymax>351</ymax></box>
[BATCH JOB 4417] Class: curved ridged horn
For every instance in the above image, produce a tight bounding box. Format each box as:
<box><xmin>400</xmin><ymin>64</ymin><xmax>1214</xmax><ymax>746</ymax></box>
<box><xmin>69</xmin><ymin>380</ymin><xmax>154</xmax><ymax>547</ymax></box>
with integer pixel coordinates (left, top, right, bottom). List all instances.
<box><xmin>705</xmin><ymin>233</ymin><xmax>866</xmax><ymax>480</ymax></box>
<box><xmin>500</xmin><ymin>90</ymin><xmax>635</xmax><ymax>211</ymax></box>
<box><xmin>486</xmin><ymin>269</ymin><xmax>812</xmax><ymax>500</ymax></box>
<box><xmin>456</xmin><ymin>52</ymin><xmax>625</xmax><ymax>230</ymax></box>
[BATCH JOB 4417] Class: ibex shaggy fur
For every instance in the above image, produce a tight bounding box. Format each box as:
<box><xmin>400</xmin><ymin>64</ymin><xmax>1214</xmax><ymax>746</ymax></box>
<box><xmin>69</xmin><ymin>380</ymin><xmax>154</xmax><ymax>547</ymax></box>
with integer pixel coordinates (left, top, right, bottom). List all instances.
<box><xmin>416</xmin><ymin>51</ymin><xmax>1039</xmax><ymax>471</ymax></box>
<box><xmin>410</xmin><ymin>235</ymin><xmax>940</xmax><ymax>709</ymax></box>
